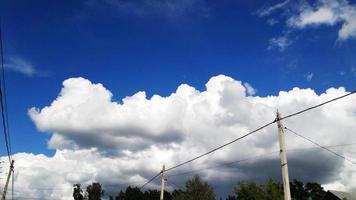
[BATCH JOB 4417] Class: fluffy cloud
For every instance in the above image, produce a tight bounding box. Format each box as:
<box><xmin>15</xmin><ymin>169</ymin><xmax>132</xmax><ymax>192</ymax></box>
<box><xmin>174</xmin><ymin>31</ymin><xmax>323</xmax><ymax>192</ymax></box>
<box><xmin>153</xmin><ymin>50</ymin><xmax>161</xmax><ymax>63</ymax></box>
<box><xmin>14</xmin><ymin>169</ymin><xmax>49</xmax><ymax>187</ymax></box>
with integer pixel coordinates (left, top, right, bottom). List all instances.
<box><xmin>289</xmin><ymin>6</ymin><xmax>338</xmax><ymax>27</ymax></box>
<box><xmin>287</xmin><ymin>0</ymin><xmax>356</xmax><ymax>40</ymax></box>
<box><xmin>258</xmin><ymin>0</ymin><xmax>356</xmax><ymax>50</ymax></box>
<box><xmin>8</xmin><ymin>149</ymin><xmax>150</xmax><ymax>199</ymax></box>
<box><xmin>6</xmin><ymin>75</ymin><xmax>356</xmax><ymax>199</ymax></box>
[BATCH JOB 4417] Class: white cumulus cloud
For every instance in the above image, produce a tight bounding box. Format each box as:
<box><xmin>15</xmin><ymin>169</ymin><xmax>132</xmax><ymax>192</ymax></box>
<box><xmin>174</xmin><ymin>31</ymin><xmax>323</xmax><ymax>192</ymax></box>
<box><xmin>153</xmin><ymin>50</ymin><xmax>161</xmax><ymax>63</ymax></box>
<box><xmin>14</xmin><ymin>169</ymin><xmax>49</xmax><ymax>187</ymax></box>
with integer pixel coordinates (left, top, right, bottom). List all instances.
<box><xmin>4</xmin><ymin>75</ymin><xmax>356</xmax><ymax>199</ymax></box>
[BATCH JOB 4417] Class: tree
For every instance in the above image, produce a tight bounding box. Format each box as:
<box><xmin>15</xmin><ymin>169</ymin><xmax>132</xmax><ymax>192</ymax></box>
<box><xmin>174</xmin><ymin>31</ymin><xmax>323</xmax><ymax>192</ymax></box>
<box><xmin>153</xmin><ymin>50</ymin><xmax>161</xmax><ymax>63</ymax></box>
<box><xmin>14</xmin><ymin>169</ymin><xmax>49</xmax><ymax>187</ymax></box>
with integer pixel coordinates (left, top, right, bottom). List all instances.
<box><xmin>73</xmin><ymin>184</ymin><xmax>84</xmax><ymax>200</ymax></box>
<box><xmin>235</xmin><ymin>179</ymin><xmax>282</xmax><ymax>200</ymax></box>
<box><xmin>114</xmin><ymin>190</ymin><xmax>126</xmax><ymax>200</ymax></box>
<box><xmin>86</xmin><ymin>182</ymin><xmax>104</xmax><ymax>200</ymax></box>
<box><xmin>176</xmin><ymin>175</ymin><xmax>216</xmax><ymax>200</ymax></box>
<box><xmin>290</xmin><ymin>179</ymin><xmax>308</xmax><ymax>200</ymax></box>
<box><xmin>171</xmin><ymin>189</ymin><xmax>184</xmax><ymax>198</ymax></box>
<box><xmin>143</xmin><ymin>189</ymin><xmax>160</xmax><ymax>200</ymax></box>
<box><xmin>225</xmin><ymin>195</ymin><xmax>237</xmax><ymax>200</ymax></box>
<box><xmin>235</xmin><ymin>181</ymin><xmax>266</xmax><ymax>200</ymax></box>
<box><xmin>264</xmin><ymin>179</ymin><xmax>283</xmax><ymax>200</ymax></box>
<box><xmin>105</xmin><ymin>178</ymin><xmax>326</xmax><ymax>200</ymax></box>
<box><xmin>290</xmin><ymin>180</ymin><xmax>326</xmax><ymax>200</ymax></box>
<box><xmin>111</xmin><ymin>187</ymin><xmax>175</xmax><ymax>200</ymax></box>
<box><xmin>124</xmin><ymin>186</ymin><xmax>144</xmax><ymax>200</ymax></box>
<box><xmin>305</xmin><ymin>182</ymin><xmax>326</xmax><ymax>200</ymax></box>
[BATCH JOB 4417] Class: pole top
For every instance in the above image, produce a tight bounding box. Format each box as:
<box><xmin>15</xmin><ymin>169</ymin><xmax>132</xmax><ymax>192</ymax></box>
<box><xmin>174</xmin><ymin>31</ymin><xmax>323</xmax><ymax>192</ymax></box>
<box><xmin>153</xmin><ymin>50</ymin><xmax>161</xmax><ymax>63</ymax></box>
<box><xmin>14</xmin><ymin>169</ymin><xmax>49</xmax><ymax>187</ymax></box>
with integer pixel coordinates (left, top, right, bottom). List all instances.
<box><xmin>276</xmin><ymin>110</ymin><xmax>282</xmax><ymax>122</ymax></box>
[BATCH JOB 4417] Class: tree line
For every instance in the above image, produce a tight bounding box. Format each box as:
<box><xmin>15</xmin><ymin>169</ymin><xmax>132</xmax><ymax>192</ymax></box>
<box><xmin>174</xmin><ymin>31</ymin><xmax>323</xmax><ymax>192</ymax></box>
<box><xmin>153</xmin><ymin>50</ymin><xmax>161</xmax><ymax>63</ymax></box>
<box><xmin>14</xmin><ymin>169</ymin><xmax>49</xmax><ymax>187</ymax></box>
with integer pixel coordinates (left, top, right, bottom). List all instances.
<box><xmin>73</xmin><ymin>175</ymin><xmax>326</xmax><ymax>200</ymax></box>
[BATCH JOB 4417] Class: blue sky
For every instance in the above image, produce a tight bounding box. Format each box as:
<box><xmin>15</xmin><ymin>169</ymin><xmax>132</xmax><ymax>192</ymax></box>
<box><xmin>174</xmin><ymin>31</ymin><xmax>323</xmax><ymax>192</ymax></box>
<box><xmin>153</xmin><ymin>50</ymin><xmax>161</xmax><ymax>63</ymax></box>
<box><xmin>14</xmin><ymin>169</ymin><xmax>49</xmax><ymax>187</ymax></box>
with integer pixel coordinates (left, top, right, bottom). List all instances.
<box><xmin>1</xmin><ymin>0</ymin><xmax>356</xmax><ymax>157</ymax></box>
<box><xmin>0</xmin><ymin>1</ymin><xmax>356</xmax><ymax>197</ymax></box>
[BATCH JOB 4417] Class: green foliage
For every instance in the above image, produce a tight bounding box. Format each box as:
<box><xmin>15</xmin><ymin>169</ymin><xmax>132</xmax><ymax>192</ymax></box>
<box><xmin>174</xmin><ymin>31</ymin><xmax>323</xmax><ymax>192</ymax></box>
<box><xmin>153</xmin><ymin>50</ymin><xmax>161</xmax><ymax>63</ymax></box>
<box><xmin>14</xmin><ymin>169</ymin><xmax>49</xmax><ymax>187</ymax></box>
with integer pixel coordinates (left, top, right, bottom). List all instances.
<box><xmin>86</xmin><ymin>182</ymin><xmax>104</xmax><ymax>200</ymax></box>
<box><xmin>76</xmin><ymin>178</ymin><xmax>326</xmax><ymax>200</ymax></box>
<box><xmin>290</xmin><ymin>179</ymin><xmax>308</xmax><ymax>200</ymax></box>
<box><xmin>264</xmin><ymin>178</ymin><xmax>283</xmax><ymax>200</ymax></box>
<box><xmin>73</xmin><ymin>184</ymin><xmax>84</xmax><ymax>200</ymax></box>
<box><xmin>232</xmin><ymin>178</ymin><xmax>326</xmax><ymax>200</ymax></box>
<box><xmin>109</xmin><ymin>186</ymin><xmax>178</xmax><ymax>200</ymax></box>
<box><xmin>225</xmin><ymin>195</ymin><xmax>237</xmax><ymax>200</ymax></box>
<box><xmin>305</xmin><ymin>182</ymin><xmax>326</xmax><ymax>200</ymax></box>
<box><xmin>176</xmin><ymin>175</ymin><xmax>216</xmax><ymax>200</ymax></box>
<box><xmin>234</xmin><ymin>181</ymin><xmax>266</xmax><ymax>200</ymax></box>
<box><xmin>111</xmin><ymin>190</ymin><xmax>126</xmax><ymax>200</ymax></box>
<box><xmin>124</xmin><ymin>186</ymin><xmax>144</xmax><ymax>200</ymax></box>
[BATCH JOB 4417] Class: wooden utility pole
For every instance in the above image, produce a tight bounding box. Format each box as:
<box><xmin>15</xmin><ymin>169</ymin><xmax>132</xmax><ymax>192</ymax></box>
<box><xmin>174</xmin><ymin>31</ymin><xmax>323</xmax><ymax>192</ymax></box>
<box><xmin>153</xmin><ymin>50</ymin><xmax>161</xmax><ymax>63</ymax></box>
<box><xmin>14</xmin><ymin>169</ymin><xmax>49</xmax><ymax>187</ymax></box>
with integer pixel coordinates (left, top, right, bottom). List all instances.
<box><xmin>1</xmin><ymin>160</ymin><xmax>14</xmax><ymax>200</ymax></box>
<box><xmin>276</xmin><ymin>111</ymin><xmax>291</xmax><ymax>200</ymax></box>
<box><xmin>160</xmin><ymin>165</ymin><xmax>166</xmax><ymax>200</ymax></box>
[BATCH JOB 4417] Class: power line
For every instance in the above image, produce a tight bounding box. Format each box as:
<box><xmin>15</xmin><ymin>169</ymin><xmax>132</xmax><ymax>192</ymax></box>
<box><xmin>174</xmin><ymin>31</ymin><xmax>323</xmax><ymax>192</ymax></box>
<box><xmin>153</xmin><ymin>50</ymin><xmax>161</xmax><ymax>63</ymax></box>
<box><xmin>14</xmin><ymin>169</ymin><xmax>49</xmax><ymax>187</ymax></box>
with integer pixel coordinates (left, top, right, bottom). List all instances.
<box><xmin>0</xmin><ymin>19</ymin><xmax>11</xmax><ymax>163</ymax></box>
<box><xmin>0</xmin><ymin>32</ymin><xmax>11</xmax><ymax>157</ymax></box>
<box><xmin>140</xmin><ymin>121</ymin><xmax>274</xmax><ymax>188</ymax></box>
<box><xmin>139</xmin><ymin>171</ymin><xmax>161</xmax><ymax>190</ymax></box>
<box><xmin>5</xmin><ymin>140</ymin><xmax>356</xmax><ymax>196</ymax></box>
<box><xmin>310</xmin><ymin>142</ymin><xmax>356</xmax><ymax>149</ymax></box>
<box><xmin>165</xmin><ymin>179</ymin><xmax>182</xmax><ymax>191</ymax></box>
<box><xmin>103</xmin><ymin>181</ymin><xmax>147</xmax><ymax>188</ymax></box>
<box><xmin>165</xmin><ymin>90</ymin><xmax>356</xmax><ymax>173</ymax></box>
<box><xmin>166</xmin><ymin>122</ymin><xmax>275</xmax><ymax>172</ymax></box>
<box><xmin>285</xmin><ymin>127</ymin><xmax>356</xmax><ymax>165</ymax></box>
<box><xmin>280</xmin><ymin>91</ymin><xmax>356</xmax><ymax>121</ymax></box>
<box><xmin>0</xmin><ymin>19</ymin><xmax>15</xmax><ymax>200</ymax></box>
<box><xmin>168</xmin><ymin>151</ymin><xmax>278</xmax><ymax>177</ymax></box>
<box><xmin>167</xmin><ymin>142</ymin><xmax>356</xmax><ymax>178</ymax></box>
<box><xmin>140</xmin><ymin>90</ymin><xmax>355</xmax><ymax>189</ymax></box>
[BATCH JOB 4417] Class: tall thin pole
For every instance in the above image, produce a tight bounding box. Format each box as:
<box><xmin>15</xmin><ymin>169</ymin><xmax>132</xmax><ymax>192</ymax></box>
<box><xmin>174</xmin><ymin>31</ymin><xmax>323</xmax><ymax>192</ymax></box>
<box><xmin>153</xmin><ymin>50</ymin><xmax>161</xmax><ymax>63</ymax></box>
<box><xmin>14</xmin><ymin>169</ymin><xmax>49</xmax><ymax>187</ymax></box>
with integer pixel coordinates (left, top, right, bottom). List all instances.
<box><xmin>276</xmin><ymin>111</ymin><xmax>291</xmax><ymax>200</ymax></box>
<box><xmin>1</xmin><ymin>160</ymin><xmax>14</xmax><ymax>200</ymax></box>
<box><xmin>160</xmin><ymin>165</ymin><xmax>166</xmax><ymax>200</ymax></box>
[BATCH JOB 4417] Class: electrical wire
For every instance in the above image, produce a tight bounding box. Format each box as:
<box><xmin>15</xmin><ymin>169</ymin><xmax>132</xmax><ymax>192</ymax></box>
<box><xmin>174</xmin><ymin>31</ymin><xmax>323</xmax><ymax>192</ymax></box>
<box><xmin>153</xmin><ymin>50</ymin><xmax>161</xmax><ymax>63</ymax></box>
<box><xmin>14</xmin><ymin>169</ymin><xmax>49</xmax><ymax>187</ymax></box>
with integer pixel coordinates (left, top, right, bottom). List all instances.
<box><xmin>166</xmin><ymin>179</ymin><xmax>182</xmax><ymax>191</ymax></box>
<box><xmin>140</xmin><ymin>90</ymin><xmax>355</xmax><ymax>189</ymax></box>
<box><xmin>141</xmin><ymin>141</ymin><xmax>356</xmax><ymax>190</ymax></box>
<box><xmin>140</xmin><ymin>122</ymin><xmax>274</xmax><ymax>188</ymax></box>
<box><xmin>168</xmin><ymin>151</ymin><xmax>278</xmax><ymax>177</ymax></box>
<box><xmin>166</xmin><ymin>122</ymin><xmax>275</xmax><ymax>172</ymax></box>
<box><xmin>167</xmin><ymin>142</ymin><xmax>356</xmax><ymax>178</ymax></box>
<box><xmin>285</xmin><ymin>127</ymin><xmax>356</xmax><ymax>165</ymax></box>
<box><xmin>139</xmin><ymin>171</ymin><xmax>162</xmax><ymax>190</ymax></box>
<box><xmin>165</xmin><ymin>179</ymin><xmax>183</xmax><ymax>200</ymax></box>
<box><xmin>279</xmin><ymin>91</ymin><xmax>356</xmax><ymax>121</ymax></box>
<box><xmin>0</xmin><ymin>31</ymin><xmax>11</xmax><ymax>158</ymax></box>
<box><xmin>165</xmin><ymin>90</ymin><xmax>356</xmax><ymax>173</ymax></box>
<box><xmin>0</xmin><ymin>18</ymin><xmax>15</xmax><ymax>200</ymax></box>
<box><xmin>0</xmin><ymin>20</ymin><xmax>11</xmax><ymax>163</ymax></box>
